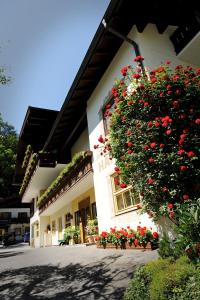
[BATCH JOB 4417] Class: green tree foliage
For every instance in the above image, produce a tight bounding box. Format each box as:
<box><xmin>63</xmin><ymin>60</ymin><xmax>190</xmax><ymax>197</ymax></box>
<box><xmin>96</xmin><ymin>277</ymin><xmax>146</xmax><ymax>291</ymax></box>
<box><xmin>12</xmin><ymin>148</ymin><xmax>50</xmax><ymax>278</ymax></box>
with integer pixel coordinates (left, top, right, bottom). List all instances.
<box><xmin>0</xmin><ymin>113</ymin><xmax>18</xmax><ymax>197</ymax></box>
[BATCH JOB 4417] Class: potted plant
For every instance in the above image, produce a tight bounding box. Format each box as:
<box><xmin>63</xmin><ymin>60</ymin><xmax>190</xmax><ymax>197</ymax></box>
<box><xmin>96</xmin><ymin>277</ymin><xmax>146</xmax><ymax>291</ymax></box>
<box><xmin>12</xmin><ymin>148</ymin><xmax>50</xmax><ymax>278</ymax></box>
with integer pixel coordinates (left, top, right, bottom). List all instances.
<box><xmin>64</xmin><ymin>226</ymin><xmax>80</xmax><ymax>245</ymax></box>
<box><xmin>85</xmin><ymin>218</ymin><xmax>99</xmax><ymax>243</ymax></box>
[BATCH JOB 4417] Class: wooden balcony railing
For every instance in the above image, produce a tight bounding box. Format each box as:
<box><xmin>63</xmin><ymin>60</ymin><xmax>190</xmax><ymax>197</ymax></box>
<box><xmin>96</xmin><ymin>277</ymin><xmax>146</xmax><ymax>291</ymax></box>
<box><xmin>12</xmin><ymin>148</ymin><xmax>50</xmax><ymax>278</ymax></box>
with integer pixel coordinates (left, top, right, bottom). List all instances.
<box><xmin>170</xmin><ymin>15</ymin><xmax>200</xmax><ymax>54</ymax></box>
<box><xmin>38</xmin><ymin>151</ymin><xmax>93</xmax><ymax>214</ymax></box>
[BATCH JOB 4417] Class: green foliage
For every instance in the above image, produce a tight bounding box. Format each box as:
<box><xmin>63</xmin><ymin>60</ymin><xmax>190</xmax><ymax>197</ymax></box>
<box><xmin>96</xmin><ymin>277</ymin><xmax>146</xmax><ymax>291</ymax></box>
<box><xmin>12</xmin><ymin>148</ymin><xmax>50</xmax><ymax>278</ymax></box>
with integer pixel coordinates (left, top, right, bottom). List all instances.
<box><xmin>37</xmin><ymin>151</ymin><xmax>86</xmax><ymax>207</ymax></box>
<box><xmin>0</xmin><ymin>113</ymin><xmax>18</xmax><ymax>197</ymax></box>
<box><xmin>22</xmin><ymin>145</ymin><xmax>32</xmax><ymax>169</ymax></box>
<box><xmin>19</xmin><ymin>153</ymin><xmax>38</xmax><ymax>196</ymax></box>
<box><xmin>102</xmin><ymin>60</ymin><xmax>200</xmax><ymax>219</ymax></box>
<box><xmin>124</xmin><ymin>266</ymin><xmax>151</xmax><ymax>300</ymax></box>
<box><xmin>64</xmin><ymin>226</ymin><xmax>80</xmax><ymax>239</ymax></box>
<box><xmin>124</xmin><ymin>256</ymin><xmax>200</xmax><ymax>300</ymax></box>
<box><xmin>0</xmin><ymin>68</ymin><xmax>11</xmax><ymax>85</ymax></box>
<box><xmin>174</xmin><ymin>199</ymin><xmax>200</xmax><ymax>263</ymax></box>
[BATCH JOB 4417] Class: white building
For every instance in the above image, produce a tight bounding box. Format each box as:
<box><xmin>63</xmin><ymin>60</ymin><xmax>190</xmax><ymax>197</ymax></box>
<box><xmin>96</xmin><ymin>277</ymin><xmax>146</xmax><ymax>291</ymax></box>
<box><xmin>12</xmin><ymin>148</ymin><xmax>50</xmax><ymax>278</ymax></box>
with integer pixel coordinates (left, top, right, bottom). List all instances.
<box><xmin>16</xmin><ymin>0</ymin><xmax>200</xmax><ymax>247</ymax></box>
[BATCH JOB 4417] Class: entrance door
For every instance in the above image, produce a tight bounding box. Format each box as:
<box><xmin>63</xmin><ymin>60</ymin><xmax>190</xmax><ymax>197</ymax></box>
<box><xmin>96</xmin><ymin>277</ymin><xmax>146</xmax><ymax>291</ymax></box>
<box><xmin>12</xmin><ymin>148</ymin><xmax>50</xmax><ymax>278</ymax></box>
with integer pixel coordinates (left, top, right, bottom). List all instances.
<box><xmin>78</xmin><ymin>198</ymin><xmax>91</xmax><ymax>243</ymax></box>
<box><xmin>58</xmin><ymin>217</ymin><xmax>63</xmax><ymax>240</ymax></box>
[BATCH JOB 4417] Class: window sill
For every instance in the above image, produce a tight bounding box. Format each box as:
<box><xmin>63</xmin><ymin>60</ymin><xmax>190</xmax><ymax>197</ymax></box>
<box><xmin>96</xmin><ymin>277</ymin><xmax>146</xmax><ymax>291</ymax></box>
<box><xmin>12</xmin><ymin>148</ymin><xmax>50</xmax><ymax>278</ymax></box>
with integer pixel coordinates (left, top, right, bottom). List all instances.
<box><xmin>115</xmin><ymin>205</ymin><xmax>141</xmax><ymax>216</ymax></box>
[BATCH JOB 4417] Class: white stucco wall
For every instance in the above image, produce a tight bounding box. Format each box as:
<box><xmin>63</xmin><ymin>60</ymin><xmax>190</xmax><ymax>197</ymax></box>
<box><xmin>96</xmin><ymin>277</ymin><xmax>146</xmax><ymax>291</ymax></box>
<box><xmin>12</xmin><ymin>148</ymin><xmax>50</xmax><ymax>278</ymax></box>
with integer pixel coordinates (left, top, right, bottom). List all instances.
<box><xmin>87</xmin><ymin>24</ymin><xmax>196</xmax><ymax>233</ymax></box>
<box><xmin>71</xmin><ymin>127</ymin><xmax>90</xmax><ymax>157</ymax></box>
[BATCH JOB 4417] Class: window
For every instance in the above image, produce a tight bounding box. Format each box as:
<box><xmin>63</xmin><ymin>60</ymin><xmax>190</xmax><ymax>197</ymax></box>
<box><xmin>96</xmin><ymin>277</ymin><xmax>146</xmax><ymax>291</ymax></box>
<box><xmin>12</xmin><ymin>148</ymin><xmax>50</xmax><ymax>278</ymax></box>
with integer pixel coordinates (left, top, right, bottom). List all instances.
<box><xmin>52</xmin><ymin>220</ymin><xmax>56</xmax><ymax>233</ymax></box>
<box><xmin>111</xmin><ymin>174</ymin><xmax>140</xmax><ymax>214</ymax></box>
<box><xmin>91</xmin><ymin>202</ymin><xmax>97</xmax><ymax>219</ymax></box>
<box><xmin>0</xmin><ymin>212</ymin><xmax>11</xmax><ymax>220</ymax></box>
<box><xmin>18</xmin><ymin>212</ymin><xmax>27</xmax><ymax>219</ymax></box>
<box><xmin>74</xmin><ymin>211</ymin><xmax>81</xmax><ymax>227</ymax></box>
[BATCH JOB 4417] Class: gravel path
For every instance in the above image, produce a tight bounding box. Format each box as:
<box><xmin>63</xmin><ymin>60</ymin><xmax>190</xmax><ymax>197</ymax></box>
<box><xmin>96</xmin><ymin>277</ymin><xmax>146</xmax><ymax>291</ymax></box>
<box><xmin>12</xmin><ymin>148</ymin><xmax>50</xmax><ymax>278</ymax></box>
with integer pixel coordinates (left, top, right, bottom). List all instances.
<box><xmin>0</xmin><ymin>243</ymin><xmax>158</xmax><ymax>299</ymax></box>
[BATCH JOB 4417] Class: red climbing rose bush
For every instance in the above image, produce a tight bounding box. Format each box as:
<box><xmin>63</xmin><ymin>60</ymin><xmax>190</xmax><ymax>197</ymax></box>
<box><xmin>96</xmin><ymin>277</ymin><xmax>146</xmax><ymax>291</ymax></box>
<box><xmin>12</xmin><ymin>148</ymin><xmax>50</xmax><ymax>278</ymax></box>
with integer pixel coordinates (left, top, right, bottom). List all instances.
<box><xmin>96</xmin><ymin>57</ymin><xmax>200</xmax><ymax>220</ymax></box>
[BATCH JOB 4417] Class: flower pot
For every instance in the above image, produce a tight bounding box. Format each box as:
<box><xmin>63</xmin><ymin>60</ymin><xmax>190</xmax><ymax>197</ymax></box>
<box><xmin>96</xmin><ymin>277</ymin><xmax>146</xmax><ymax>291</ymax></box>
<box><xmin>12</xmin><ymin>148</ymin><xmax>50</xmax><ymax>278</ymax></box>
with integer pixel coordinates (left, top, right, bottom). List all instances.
<box><xmin>87</xmin><ymin>235</ymin><xmax>95</xmax><ymax>243</ymax></box>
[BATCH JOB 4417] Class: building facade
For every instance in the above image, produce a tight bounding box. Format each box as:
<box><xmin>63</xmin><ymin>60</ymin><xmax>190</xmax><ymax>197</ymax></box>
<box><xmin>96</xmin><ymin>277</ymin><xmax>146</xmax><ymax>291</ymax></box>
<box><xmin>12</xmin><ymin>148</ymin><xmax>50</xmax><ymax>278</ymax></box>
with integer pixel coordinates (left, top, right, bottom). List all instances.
<box><xmin>0</xmin><ymin>197</ymin><xmax>30</xmax><ymax>241</ymax></box>
<box><xmin>16</xmin><ymin>0</ymin><xmax>200</xmax><ymax>247</ymax></box>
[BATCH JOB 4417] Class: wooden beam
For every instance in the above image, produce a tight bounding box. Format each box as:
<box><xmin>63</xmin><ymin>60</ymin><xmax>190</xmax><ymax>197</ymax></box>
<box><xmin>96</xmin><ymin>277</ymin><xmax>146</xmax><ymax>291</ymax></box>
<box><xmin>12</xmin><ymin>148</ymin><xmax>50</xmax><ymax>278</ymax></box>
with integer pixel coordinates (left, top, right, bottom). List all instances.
<box><xmin>136</xmin><ymin>23</ymin><xmax>147</xmax><ymax>33</ymax></box>
<box><xmin>156</xmin><ymin>23</ymin><xmax>168</xmax><ymax>34</ymax></box>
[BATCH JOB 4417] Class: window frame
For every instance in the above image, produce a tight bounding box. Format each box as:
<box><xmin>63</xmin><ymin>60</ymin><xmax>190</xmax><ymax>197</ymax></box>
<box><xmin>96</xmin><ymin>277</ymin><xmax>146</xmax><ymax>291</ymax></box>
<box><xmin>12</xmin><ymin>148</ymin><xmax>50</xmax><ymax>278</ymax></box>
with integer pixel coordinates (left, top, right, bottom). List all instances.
<box><xmin>111</xmin><ymin>174</ymin><xmax>140</xmax><ymax>215</ymax></box>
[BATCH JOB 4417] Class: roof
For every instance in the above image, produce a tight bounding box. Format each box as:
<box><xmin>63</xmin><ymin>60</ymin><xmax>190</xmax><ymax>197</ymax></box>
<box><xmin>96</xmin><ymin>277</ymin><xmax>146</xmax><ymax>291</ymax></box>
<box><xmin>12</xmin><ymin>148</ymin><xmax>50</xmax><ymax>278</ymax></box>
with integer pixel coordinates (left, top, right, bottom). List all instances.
<box><xmin>15</xmin><ymin>106</ymin><xmax>58</xmax><ymax>182</ymax></box>
<box><xmin>0</xmin><ymin>197</ymin><xmax>30</xmax><ymax>208</ymax></box>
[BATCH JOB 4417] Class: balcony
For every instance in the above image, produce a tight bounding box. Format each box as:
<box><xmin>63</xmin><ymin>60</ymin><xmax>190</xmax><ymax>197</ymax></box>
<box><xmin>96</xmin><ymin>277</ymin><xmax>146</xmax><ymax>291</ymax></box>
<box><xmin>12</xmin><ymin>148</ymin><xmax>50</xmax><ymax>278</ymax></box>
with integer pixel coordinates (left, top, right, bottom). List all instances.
<box><xmin>170</xmin><ymin>14</ymin><xmax>200</xmax><ymax>65</ymax></box>
<box><xmin>38</xmin><ymin>151</ymin><xmax>93</xmax><ymax>214</ymax></box>
<box><xmin>20</xmin><ymin>152</ymin><xmax>65</xmax><ymax>202</ymax></box>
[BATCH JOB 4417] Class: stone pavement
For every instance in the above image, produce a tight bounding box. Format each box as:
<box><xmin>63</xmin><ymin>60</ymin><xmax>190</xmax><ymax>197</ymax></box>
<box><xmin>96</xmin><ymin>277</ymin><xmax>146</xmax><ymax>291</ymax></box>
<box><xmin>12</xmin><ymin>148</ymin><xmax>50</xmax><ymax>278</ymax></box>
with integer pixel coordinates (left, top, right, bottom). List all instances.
<box><xmin>0</xmin><ymin>243</ymin><xmax>158</xmax><ymax>300</ymax></box>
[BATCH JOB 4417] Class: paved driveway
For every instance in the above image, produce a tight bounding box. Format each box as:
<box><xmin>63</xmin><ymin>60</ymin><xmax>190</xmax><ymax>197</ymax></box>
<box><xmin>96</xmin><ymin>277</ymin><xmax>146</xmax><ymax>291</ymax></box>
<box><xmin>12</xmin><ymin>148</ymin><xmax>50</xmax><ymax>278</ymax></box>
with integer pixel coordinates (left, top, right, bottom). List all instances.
<box><xmin>0</xmin><ymin>243</ymin><xmax>158</xmax><ymax>300</ymax></box>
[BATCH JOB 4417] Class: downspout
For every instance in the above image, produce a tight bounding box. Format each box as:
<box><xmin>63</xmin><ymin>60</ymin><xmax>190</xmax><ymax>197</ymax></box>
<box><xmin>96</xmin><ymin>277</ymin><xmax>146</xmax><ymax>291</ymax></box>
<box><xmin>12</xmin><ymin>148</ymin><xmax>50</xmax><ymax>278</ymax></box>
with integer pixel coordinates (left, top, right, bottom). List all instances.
<box><xmin>102</xmin><ymin>19</ymin><xmax>145</xmax><ymax>75</ymax></box>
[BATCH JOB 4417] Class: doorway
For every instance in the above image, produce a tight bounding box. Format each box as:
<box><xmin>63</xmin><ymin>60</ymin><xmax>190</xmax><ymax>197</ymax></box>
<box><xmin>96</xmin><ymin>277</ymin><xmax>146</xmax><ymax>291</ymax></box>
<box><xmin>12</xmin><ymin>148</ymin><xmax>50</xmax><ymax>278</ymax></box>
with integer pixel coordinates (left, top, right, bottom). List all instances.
<box><xmin>78</xmin><ymin>197</ymin><xmax>91</xmax><ymax>243</ymax></box>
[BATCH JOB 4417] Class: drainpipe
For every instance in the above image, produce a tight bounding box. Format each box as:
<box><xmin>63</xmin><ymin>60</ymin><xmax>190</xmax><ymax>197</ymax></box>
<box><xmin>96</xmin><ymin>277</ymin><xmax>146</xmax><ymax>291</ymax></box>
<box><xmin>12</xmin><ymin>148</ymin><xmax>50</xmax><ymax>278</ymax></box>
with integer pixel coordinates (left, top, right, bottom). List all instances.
<box><xmin>102</xmin><ymin>19</ymin><xmax>145</xmax><ymax>75</ymax></box>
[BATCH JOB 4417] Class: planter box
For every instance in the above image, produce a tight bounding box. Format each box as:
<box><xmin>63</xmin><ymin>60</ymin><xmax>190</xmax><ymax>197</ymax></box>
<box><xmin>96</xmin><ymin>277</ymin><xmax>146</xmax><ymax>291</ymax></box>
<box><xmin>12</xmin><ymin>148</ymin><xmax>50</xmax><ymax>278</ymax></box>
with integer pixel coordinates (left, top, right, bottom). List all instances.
<box><xmin>96</xmin><ymin>241</ymin><xmax>157</xmax><ymax>250</ymax></box>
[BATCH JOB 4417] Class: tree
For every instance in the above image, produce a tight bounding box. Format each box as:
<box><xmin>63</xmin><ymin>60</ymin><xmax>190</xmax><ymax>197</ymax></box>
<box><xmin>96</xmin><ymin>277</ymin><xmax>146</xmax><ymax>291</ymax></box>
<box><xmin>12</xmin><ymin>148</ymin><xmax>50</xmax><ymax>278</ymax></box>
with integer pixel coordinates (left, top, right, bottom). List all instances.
<box><xmin>0</xmin><ymin>113</ymin><xmax>18</xmax><ymax>197</ymax></box>
<box><xmin>0</xmin><ymin>67</ymin><xmax>11</xmax><ymax>85</ymax></box>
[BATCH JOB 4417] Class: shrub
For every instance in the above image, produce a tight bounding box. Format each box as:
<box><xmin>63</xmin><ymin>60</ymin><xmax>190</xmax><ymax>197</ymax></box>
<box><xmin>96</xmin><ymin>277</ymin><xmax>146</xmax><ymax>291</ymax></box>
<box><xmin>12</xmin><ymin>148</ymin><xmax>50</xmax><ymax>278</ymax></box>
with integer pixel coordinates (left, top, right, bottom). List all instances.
<box><xmin>124</xmin><ymin>256</ymin><xmax>200</xmax><ymax>300</ymax></box>
<box><xmin>124</xmin><ymin>266</ymin><xmax>151</xmax><ymax>300</ymax></box>
<box><xmin>96</xmin><ymin>58</ymin><xmax>200</xmax><ymax>220</ymax></box>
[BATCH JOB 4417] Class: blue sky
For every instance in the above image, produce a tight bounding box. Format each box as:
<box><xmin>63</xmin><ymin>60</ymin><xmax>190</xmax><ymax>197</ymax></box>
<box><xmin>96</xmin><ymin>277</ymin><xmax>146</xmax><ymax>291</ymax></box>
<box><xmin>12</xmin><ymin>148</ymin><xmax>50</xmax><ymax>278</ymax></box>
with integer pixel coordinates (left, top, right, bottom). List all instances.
<box><xmin>0</xmin><ymin>0</ymin><xmax>110</xmax><ymax>133</ymax></box>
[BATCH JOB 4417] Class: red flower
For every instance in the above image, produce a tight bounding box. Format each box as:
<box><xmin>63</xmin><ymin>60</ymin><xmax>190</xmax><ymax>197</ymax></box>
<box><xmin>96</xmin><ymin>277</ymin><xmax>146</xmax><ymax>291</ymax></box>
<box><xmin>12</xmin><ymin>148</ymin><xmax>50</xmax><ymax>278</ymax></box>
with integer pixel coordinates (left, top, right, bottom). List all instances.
<box><xmin>152</xmin><ymin>232</ymin><xmax>159</xmax><ymax>239</ymax></box>
<box><xmin>167</xmin><ymin>203</ymin><xmax>174</xmax><ymax>209</ymax></box>
<box><xmin>166</xmin><ymin>60</ymin><xmax>171</xmax><ymax>64</ymax></box>
<box><xmin>93</xmin><ymin>145</ymin><xmax>99</xmax><ymax>150</ymax></box>
<box><xmin>144</xmin><ymin>145</ymin><xmax>149</xmax><ymax>150</ymax></box>
<box><xmin>98</xmin><ymin>135</ymin><xmax>105</xmax><ymax>143</ymax></box>
<box><xmin>151</xmin><ymin>77</ymin><xmax>157</xmax><ymax>83</ymax></box>
<box><xmin>166</xmin><ymin>129</ymin><xmax>172</xmax><ymax>135</ymax></box>
<box><xmin>128</xmin><ymin>101</ymin><xmax>134</xmax><ymax>106</ymax></box>
<box><xmin>144</xmin><ymin>102</ymin><xmax>149</xmax><ymax>107</ymax></box>
<box><xmin>177</xmin><ymin>149</ymin><xmax>185</xmax><ymax>156</ymax></box>
<box><xmin>150</xmin><ymin>142</ymin><xmax>157</xmax><ymax>148</ymax></box>
<box><xmin>180</xmin><ymin>134</ymin><xmax>187</xmax><ymax>140</ymax></box>
<box><xmin>183</xmin><ymin>194</ymin><xmax>189</xmax><ymax>200</ymax></box>
<box><xmin>148</xmin><ymin>157</ymin><xmax>155</xmax><ymax>164</ymax></box>
<box><xmin>127</xmin><ymin>149</ymin><xmax>133</xmax><ymax>154</ymax></box>
<box><xmin>195</xmin><ymin>119</ymin><xmax>200</xmax><ymax>125</ymax></box>
<box><xmin>180</xmin><ymin>165</ymin><xmax>188</xmax><ymax>171</ymax></box>
<box><xmin>187</xmin><ymin>151</ymin><xmax>195</xmax><ymax>158</ymax></box>
<box><xmin>179</xmin><ymin>139</ymin><xmax>184</xmax><ymax>146</ymax></box>
<box><xmin>114</xmin><ymin>166</ymin><xmax>120</xmax><ymax>173</ymax></box>
<box><xmin>101</xmin><ymin>231</ymin><xmax>108</xmax><ymax>238</ymax></box>
<box><xmin>175</xmin><ymin>65</ymin><xmax>182</xmax><ymax>70</ymax></box>
<box><xmin>147</xmin><ymin>178</ymin><xmax>155</xmax><ymax>185</ymax></box>
<box><xmin>172</xmin><ymin>100</ymin><xmax>179</xmax><ymax>108</ymax></box>
<box><xmin>120</xmin><ymin>183</ymin><xmax>127</xmax><ymax>189</ymax></box>
<box><xmin>106</xmin><ymin>104</ymin><xmax>111</xmax><ymax>109</ymax></box>
<box><xmin>133</xmin><ymin>73</ymin><xmax>141</xmax><ymax>79</ymax></box>
<box><xmin>160</xmin><ymin>143</ymin><xmax>165</xmax><ymax>149</ymax></box>
<box><xmin>155</xmin><ymin>121</ymin><xmax>160</xmax><ymax>127</ymax></box>
<box><xmin>133</xmin><ymin>55</ymin><xmax>144</xmax><ymax>62</ymax></box>
<box><xmin>127</xmin><ymin>141</ymin><xmax>133</xmax><ymax>147</ymax></box>
<box><xmin>134</xmin><ymin>239</ymin><xmax>139</xmax><ymax>246</ymax></box>
<box><xmin>195</xmin><ymin>68</ymin><xmax>200</xmax><ymax>75</ymax></box>
<box><xmin>121</xmin><ymin>66</ymin><xmax>128</xmax><ymax>76</ymax></box>
<box><xmin>169</xmin><ymin>211</ymin><xmax>175</xmax><ymax>219</ymax></box>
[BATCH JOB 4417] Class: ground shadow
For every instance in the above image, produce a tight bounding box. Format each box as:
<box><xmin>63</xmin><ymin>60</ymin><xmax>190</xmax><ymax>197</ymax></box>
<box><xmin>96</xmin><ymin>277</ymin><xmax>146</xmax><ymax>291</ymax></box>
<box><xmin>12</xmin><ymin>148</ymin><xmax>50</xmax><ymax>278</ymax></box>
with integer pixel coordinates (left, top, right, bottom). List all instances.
<box><xmin>0</xmin><ymin>251</ymin><xmax>24</xmax><ymax>258</ymax></box>
<box><xmin>0</xmin><ymin>254</ymin><xmax>135</xmax><ymax>300</ymax></box>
